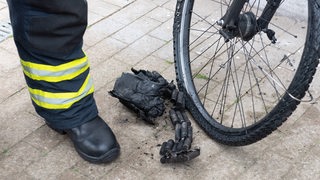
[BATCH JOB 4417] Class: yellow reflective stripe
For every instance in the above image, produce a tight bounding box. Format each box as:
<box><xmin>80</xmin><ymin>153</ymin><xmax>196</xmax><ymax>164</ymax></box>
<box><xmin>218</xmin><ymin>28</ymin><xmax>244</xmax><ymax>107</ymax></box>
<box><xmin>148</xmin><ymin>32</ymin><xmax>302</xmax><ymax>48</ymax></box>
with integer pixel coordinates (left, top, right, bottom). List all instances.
<box><xmin>20</xmin><ymin>56</ymin><xmax>89</xmax><ymax>82</ymax></box>
<box><xmin>28</xmin><ymin>74</ymin><xmax>94</xmax><ymax>109</ymax></box>
<box><xmin>21</xmin><ymin>56</ymin><xmax>87</xmax><ymax>71</ymax></box>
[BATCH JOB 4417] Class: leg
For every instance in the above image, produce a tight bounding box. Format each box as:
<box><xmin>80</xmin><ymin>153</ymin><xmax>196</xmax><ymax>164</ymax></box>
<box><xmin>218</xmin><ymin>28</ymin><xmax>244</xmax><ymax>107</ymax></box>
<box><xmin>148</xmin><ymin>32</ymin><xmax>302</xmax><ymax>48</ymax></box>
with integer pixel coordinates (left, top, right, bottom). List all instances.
<box><xmin>7</xmin><ymin>0</ymin><xmax>120</xmax><ymax>163</ymax></box>
<box><xmin>8</xmin><ymin>0</ymin><xmax>97</xmax><ymax>129</ymax></box>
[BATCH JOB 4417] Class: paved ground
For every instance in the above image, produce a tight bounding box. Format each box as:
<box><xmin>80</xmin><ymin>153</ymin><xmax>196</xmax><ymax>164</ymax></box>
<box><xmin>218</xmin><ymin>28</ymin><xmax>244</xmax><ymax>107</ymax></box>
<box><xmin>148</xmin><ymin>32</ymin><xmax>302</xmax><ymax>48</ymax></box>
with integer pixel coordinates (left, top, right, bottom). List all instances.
<box><xmin>0</xmin><ymin>0</ymin><xmax>319</xmax><ymax>179</ymax></box>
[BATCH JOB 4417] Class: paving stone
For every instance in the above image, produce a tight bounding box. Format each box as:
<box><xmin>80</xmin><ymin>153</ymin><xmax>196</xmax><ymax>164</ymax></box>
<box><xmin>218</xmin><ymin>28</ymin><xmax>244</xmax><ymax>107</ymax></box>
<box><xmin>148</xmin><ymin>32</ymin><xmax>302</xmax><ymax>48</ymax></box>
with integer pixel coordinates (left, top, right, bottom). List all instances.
<box><xmin>114</xmin><ymin>35</ymin><xmax>166</xmax><ymax>66</ymax></box>
<box><xmin>147</xmin><ymin>162</ymin><xmax>200</xmax><ymax>180</ymax></box>
<box><xmin>113</xmin><ymin>45</ymin><xmax>145</xmax><ymax>66</ymax></box>
<box><xmin>93</xmin><ymin>82</ymin><xmax>120</xmax><ymax>115</ymax></box>
<box><xmin>308</xmin><ymin>63</ymin><xmax>320</xmax><ymax>100</ymax></box>
<box><xmin>192</xmin><ymin>149</ymin><xmax>255</xmax><ymax>180</ymax></box>
<box><xmin>0</xmin><ymin>37</ymin><xmax>18</xmax><ymax>56</ymax></box>
<box><xmin>122</xmin><ymin>145</ymin><xmax>165</xmax><ymax>177</ymax></box>
<box><xmin>0</xmin><ymin>67</ymin><xmax>25</xmax><ymax>103</ymax></box>
<box><xmin>152</xmin><ymin>41</ymin><xmax>174</xmax><ymax>62</ymax></box>
<box><xmin>0</xmin><ymin>1</ymin><xmax>6</xmax><ymax>9</ymax></box>
<box><xmin>269</xmin><ymin>105</ymin><xmax>320</xmax><ymax>160</ymax></box>
<box><xmin>86</xmin><ymin>37</ymin><xmax>128</xmax><ymax>68</ymax></box>
<box><xmin>112</xmin><ymin>17</ymin><xmax>161</xmax><ymax>44</ymax></box>
<box><xmin>149</xmin><ymin>19</ymin><xmax>174</xmax><ymax>42</ymax></box>
<box><xmin>134</xmin><ymin>55</ymin><xmax>171</xmax><ymax>73</ymax></box>
<box><xmin>23</xmin><ymin>125</ymin><xmax>66</xmax><ymax>153</ymax></box>
<box><xmin>130</xmin><ymin>35</ymin><xmax>166</xmax><ymax>57</ymax></box>
<box><xmin>103</xmin><ymin>0</ymin><xmax>134</xmax><ymax>8</ymax></box>
<box><xmin>0</xmin><ymin>48</ymin><xmax>20</xmax><ymax>72</ymax></box>
<box><xmin>149</xmin><ymin>0</ymin><xmax>170</xmax><ymax>7</ymax></box>
<box><xmin>146</xmin><ymin>6</ymin><xmax>174</xmax><ymax>23</ymax></box>
<box><xmin>88</xmin><ymin>0</ymin><xmax>120</xmax><ymax>17</ymax></box>
<box><xmin>162</xmin><ymin>0</ymin><xmax>177</xmax><ymax>11</ymax></box>
<box><xmin>91</xmin><ymin>57</ymin><xmax>130</xmax><ymax>90</ymax></box>
<box><xmin>107</xmin><ymin>0</ymin><xmax>157</xmax><ymax>25</ymax></box>
<box><xmin>25</xmin><ymin>140</ymin><xmax>81</xmax><ymax>179</ymax></box>
<box><xmin>56</xmin><ymin>168</ymin><xmax>90</xmax><ymax>180</ymax></box>
<box><xmin>238</xmin><ymin>153</ymin><xmax>293</xmax><ymax>180</ymax></box>
<box><xmin>102</xmin><ymin>164</ymin><xmax>147</xmax><ymax>179</ymax></box>
<box><xmin>0</xmin><ymin>141</ymin><xmax>42</xmax><ymax>179</ymax></box>
<box><xmin>84</xmin><ymin>18</ymin><xmax>126</xmax><ymax>47</ymax></box>
<box><xmin>0</xmin><ymin>7</ymin><xmax>9</xmax><ymax>21</ymax></box>
<box><xmin>0</xmin><ymin>88</ymin><xmax>43</xmax><ymax>153</ymax></box>
<box><xmin>88</xmin><ymin>10</ymin><xmax>104</xmax><ymax>26</ymax></box>
<box><xmin>159</xmin><ymin>64</ymin><xmax>176</xmax><ymax>81</ymax></box>
<box><xmin>7</xmin><ymin>172</ymin><xmax>35</xmax><ymax>180</ymax></box>
<box><xmin>72</xmin><ymin>160</ymin><xmax>117</xmax><ymax>180</ymax></box>
<box><xmin>283</xmin><ymin>143</ymin><xmax>320</xmax><ymax>180</ymax></box>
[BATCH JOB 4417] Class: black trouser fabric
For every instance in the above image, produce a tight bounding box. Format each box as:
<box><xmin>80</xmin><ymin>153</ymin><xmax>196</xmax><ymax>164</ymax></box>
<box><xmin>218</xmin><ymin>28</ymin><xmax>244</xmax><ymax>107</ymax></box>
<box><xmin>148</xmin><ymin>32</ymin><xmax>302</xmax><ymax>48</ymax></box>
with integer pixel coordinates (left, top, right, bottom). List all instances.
<box><xmin>7</xmin><ymin>0</ymin><xmax>98</xmax><ymax>129</ymax></box>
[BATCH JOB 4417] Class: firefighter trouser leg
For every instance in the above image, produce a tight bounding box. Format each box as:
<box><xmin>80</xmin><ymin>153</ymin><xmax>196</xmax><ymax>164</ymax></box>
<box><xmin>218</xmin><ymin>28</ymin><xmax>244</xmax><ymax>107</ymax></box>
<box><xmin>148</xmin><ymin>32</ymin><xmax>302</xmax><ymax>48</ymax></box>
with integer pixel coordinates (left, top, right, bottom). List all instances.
<box><xmin>7</xmin><ymin>0</ymin><xmax>98</xmax><ymax>129</ymax></box>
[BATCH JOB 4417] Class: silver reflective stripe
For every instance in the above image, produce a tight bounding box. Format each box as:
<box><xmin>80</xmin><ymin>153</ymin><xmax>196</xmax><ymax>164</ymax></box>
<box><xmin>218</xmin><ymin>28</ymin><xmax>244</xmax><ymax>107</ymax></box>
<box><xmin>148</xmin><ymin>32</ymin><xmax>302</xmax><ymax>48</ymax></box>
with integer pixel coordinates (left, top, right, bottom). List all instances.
<box><xmin>30</xmin><ymin>78</ymin><xmax>93</xmax><ymax>105</ymax></box>
<box><xmin>28</xmin><ymin>74</ymin><xmax>94</xmax><ymax>109</ymax></box>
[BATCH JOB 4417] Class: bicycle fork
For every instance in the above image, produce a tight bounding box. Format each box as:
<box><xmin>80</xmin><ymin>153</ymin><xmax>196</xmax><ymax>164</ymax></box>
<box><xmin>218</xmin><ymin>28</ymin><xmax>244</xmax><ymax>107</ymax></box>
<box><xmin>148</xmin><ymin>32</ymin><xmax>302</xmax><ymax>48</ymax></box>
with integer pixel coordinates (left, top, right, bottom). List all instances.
<box><xmin>218</xmin><ymin>0</ymin><xmax>282</xmax><ymax>43</ymax></box>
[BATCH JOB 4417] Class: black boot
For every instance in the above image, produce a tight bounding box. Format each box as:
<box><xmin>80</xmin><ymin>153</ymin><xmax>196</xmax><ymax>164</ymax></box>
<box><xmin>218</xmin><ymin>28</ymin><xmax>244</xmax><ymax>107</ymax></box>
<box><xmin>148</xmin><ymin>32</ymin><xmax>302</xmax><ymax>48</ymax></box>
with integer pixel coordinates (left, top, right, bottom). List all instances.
<box><xmin>48</xmin><ymin>116</ymin><xmax>120</xmax><ymax>164</ymax></box>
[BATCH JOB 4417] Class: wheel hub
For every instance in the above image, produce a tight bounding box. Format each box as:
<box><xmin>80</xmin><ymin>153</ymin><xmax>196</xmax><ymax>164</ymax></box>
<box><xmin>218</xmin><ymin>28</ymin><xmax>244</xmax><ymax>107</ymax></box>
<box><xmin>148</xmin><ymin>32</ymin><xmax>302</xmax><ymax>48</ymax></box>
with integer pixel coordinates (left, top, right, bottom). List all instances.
<box><xmin>219</xmin><ymin>11</ymin><xmax>258</xmax><ymax>42</ymax></box>
<box><xmin>237</xmin><ymin>12</ymin><xmax>257</xmax><ymax>41</ymax></box>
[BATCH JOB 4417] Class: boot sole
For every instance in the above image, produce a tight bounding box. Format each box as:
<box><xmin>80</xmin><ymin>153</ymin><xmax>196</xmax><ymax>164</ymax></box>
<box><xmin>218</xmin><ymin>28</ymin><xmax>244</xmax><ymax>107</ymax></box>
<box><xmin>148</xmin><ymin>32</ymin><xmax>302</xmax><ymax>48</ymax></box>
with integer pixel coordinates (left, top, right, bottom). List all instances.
<box><xmin>75</xmin><ymin>145</ymin><xmax>120</xmax><ymax>164</ymax></box>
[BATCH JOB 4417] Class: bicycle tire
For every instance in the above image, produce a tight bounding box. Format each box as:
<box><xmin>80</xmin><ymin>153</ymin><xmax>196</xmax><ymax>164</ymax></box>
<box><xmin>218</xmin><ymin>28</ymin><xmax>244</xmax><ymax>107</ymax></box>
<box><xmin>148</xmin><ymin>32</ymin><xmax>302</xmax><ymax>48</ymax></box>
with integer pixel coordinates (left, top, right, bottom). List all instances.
<box><xmin>173</xmin><ymin>0</ymin><xmax>320</xmax><ymax>146</ymax></box>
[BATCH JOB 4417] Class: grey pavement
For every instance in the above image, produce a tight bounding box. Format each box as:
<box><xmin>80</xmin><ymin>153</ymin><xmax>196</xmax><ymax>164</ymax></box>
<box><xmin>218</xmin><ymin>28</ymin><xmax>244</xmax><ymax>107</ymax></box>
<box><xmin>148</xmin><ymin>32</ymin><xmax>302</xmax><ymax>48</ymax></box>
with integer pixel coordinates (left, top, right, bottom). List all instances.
<box><xmin>0</xmin><ymin>0</ymin><xmax>319</xmax><ymax>179</ymax></box>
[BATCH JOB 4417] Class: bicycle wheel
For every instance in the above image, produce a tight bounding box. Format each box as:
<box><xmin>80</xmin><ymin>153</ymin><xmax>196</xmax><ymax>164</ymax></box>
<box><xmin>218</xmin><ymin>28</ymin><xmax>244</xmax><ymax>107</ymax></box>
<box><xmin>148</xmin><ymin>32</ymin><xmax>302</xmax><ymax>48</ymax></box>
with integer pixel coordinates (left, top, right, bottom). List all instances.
<box><xmin>173</xmin><ymin>0</ymin><xmax>320</xmax><ymax>146</ymax></box>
